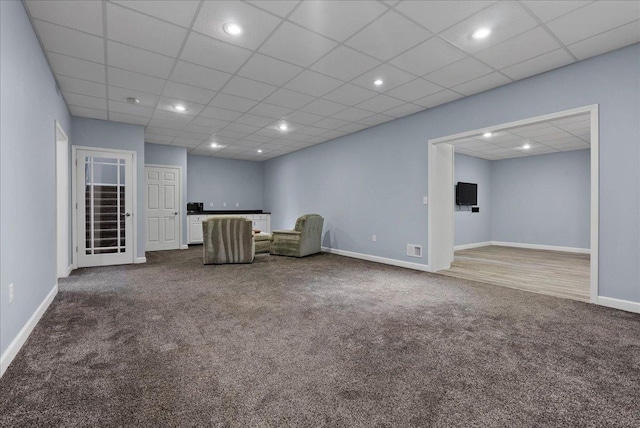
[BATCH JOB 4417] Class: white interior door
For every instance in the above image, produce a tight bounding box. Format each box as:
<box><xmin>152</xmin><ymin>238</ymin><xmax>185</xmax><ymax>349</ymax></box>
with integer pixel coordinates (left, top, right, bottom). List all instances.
<box><xmin>77</xmin><ymin>149</ymin><xmax>134</xmax><ymax>267</ymax></box>
<box><xmin>428</xmin><ymin>143</ymin><xmax>455</xmax><ymax>272</ymax></box>
<box><xmin>145</xmin><ymin>166</ymin><xmax>180</xmax><ymax>251</ymax></box>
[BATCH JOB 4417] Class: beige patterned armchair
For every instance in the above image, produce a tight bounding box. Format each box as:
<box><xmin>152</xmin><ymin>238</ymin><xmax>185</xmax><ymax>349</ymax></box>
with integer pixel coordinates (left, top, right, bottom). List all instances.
<box><xmin>203</xmin><ymin>216</ymin><xmax>255</xmax><ymax>264</ymax></box>
<box><xmin>270</xmin><ymin>214</ymin><xmax>324</xmax><ymax>257</ymax></box>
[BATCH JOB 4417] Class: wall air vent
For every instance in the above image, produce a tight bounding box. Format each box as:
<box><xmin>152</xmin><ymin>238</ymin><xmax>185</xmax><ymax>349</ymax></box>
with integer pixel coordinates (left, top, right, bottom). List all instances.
<box><xmin>407</xmin><ymin>244</ymin><xmax>422</xmax><ymax>258</ymax></box>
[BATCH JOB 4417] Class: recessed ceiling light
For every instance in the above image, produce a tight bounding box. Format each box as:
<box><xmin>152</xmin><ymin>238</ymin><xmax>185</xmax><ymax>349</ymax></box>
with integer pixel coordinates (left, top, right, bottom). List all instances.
<box><xmin>223</xmin><ymin>23</ymin><xmax>243</xmax><ymax>36</ymax></box>
<box><xmin>174</xmin><ymin>104</ymin><xmax>186</xmax><ymax>112</ymax></box>
<box><xmin>472</xmin><ymin>27</ymin><xmax>491</xmax><ymax>40</ymax></box>
<box><xmin>210</xmin><ymin>143</ymin><xmax>218</xmax><ymax>148</ymax></box>
<box><xmin>126</xmin><ymin>97</ymin><xmax>140</xmax><ymax>105</ymax></box>
<box><xmin>257</xmin><ymin>149</ymin><xmax>263</xmax><ymax>153</ymax></box>
<box><xmin>483</xmin><ymin>132</ymin><xmax>493</xmax><ymax>138</ymax></box>
<box><xmin>278</xmin><ymin>123</ymin><xmax>289</xmax><ymax>131</ymax></box>
<box><xmin>374</xmin><ymin>79</ymin><xmax>384</xmax><ymax>86</ymax></box>
<box><xmin>522</xmin><ymin>143</ymin><xmax>531</xmax><ymax>150</ymax></box>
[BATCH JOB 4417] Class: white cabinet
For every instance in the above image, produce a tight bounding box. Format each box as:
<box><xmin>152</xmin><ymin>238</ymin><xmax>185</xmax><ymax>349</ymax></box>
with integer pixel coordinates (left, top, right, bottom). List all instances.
<box><xmin>188</xmin><ymin>213</ymin><xmax>271</xmax><ymax>244</ymax></box>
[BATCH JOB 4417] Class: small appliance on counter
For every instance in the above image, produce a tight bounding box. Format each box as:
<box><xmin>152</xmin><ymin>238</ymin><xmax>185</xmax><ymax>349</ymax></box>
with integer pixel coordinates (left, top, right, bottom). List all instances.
<box><xmin>187</xmin><ymin>202</ymin><xmax>203</xmax><ymax>213</ymax></box>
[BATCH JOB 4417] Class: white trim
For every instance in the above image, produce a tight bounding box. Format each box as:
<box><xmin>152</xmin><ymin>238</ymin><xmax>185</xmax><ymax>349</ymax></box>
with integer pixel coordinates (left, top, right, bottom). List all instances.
<box><xmin>144</xmin><ymin>164</ymin><xmax>183</xmax><ymax>252</ymax></box>
<box><xmin>0</xmin><ymin>284</ymin><xmax>58</xmax><ymax>378</ymax></box>
<box><xmin>135</xmin><ymin>257</ymin><xmax>147</xmax><ymax>264</ymax></box>
<box><xmin>180</xmin><ymin>244</ymin><xmax>189</xmax><ymax>250</ymax></box>
<box><xmin>589</xmin><ymin>106</ymin><xmax>599</xmax><ymax>303</ymax></box>
<box><xmin>66</xmin><ymin>264</ymin><xmax>74</xmax><ymax>276</ymax></box>
<box><xmin>454</xmin><ymin>241</ymin><xmax>493</xmax><ymax>251</ymax></box>
<box><xmin>596</xmin><ymin>297</ymin><xmax>640</xmax><ymax>314</ymax></box>
<box><xmin>322</xmin><ymin>247</ymin><xmax>430</xmax><ymax>272</ymax></box>
<box><xmin>55</xmin><ymin>120</ymin><xmax>70</xmax><ymax>279</ymax></box>
<box><xmin>491</xmin><ymin>241</ymin><xmax>590</xmax><ymax>254</ymax></box>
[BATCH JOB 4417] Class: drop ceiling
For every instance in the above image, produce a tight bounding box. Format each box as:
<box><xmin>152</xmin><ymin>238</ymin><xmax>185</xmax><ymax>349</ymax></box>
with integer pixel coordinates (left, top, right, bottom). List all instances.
<box><xmin>449</xmin><ymin>112</ymin><xmax>591</xmax><ymax>160</ymax></box>
<box><xmin>24</xmin><ymin>0</ymin><xmax>640</xmax><ymax>161</ymax></box>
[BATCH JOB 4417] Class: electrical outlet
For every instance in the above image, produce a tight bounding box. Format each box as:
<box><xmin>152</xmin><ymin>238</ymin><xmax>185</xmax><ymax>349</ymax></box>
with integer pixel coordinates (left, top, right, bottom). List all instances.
<box><xmin>372</xmin><ymin>234</ymin><xmax>377</xmax><ymax>242</ymax></box>
<box><xmin>223</xmin><ymin>202</ymin><xmax>227</xmax><ymax>207</ymax></box>
<box><xmin>209</xmin><ymin>202</ymin><xmax>214</xmax><ymax>207</ymax></box>
<box><xmin>9</xmin><ymin>283</ymin><xmax>14</xmax><ymax>303</ymax></box>
<box><xmin>423</xmin><ymin>196</ymin><xmax>428</xmax><ymax>205</ymax></box>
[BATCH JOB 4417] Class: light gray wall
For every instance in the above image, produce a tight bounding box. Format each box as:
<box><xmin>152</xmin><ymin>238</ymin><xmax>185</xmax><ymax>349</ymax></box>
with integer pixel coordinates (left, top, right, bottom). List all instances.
<box><xmin>145</xmin><ymin>143</ymin><xmax>188</xmax><ymax>245</ymax></box>
<box><xmin>265</xmin><ymin>44</ymin><xmax>640</xmax><ymax>303</ymax></box>
<box><xmin>0</xmin><ymin>1</ymin><xmax>72</xmax><ymax>355</ymax></box>
<box><xmin>187</xmin><ymin>155</ymin><xmax>263</xmax><ymax>211</ymax></box>
<box><xmin>491</xmin><ymin>150</ymin><xmax>590</xmax><ymax>249</ymax></box>
<box><xmin>454</xmin><ymin>154</ymin><xmax>492</xmax><ymax>246</ymax></box>
<box><xmin>71</xmin><ymin>118</ymin><xmax>145</xmax><ymax>259</ymax></box>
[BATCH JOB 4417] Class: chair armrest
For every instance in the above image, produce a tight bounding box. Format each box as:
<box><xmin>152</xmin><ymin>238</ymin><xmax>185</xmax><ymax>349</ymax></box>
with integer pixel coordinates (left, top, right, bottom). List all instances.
<box><xmin>272</xmin><ymin>230</ymin><xmax>301</xmax><ymax>236</ymax></box>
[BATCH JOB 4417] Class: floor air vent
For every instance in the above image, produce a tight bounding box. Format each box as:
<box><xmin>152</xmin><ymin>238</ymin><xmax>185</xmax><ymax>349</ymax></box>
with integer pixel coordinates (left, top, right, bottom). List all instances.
<box><xmin>407</xmin><ymin>244</ymin><xmax>422</xmax><ymax>258</ymax></box>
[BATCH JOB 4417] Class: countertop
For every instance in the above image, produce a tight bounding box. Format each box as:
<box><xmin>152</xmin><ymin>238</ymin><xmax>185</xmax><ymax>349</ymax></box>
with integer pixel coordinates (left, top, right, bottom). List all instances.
<box><xmin>186</xmin><ymin>210</ymin><xmax>271</xmax><ymax>215</ymax></box>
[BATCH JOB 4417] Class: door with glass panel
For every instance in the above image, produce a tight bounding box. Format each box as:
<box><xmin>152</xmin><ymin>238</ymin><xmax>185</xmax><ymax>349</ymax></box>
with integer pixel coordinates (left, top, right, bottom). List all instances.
<box><xmin>77</xmin><ymin>149</ymin><xmax>134</xmax><ymax>267</ymax></box>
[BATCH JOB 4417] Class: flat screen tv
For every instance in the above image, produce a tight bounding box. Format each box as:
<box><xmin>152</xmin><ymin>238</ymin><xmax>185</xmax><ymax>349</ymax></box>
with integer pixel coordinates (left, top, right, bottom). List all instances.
<box><xmin>456</xmin><ymin>182</ymin><xmax>477</xmax><ymax>206</ymax></box>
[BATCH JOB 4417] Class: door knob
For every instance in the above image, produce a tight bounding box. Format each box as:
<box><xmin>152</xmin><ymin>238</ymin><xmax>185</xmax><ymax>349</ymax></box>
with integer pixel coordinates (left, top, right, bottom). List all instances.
<box><xmin>121</xmin><ymin>212</ymin><xmax>131</xmax><ymax>217</ymax></box>
<box><xmin>174</xmin><ymin>212</ymin><xmax>178</xmax><ymax>215</ymax></box>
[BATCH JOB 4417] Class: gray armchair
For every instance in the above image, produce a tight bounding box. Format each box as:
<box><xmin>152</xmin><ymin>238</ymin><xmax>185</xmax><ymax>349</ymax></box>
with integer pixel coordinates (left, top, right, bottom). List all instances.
<box><xmin>203</xmin><ymin>216</ymin><xmax>255</xmax><ymax>264</ymax></box>
<box><xmin>270</xmin><ymin>214</ymin><xmax>324</xmax><ymax>257</ymax></box>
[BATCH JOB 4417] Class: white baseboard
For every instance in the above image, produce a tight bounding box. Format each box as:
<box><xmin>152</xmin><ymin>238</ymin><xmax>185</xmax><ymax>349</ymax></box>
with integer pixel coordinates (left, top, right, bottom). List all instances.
<box><xmin>491</xmin><ymin>241</ymin><xmax>590</xmax><ymax>254</ymax></box>
<box><xmin>134</xmin><ymin>257</ymin><xmax>147</xmax><ymax>264</ymax></box>
<box><xmin>180</xmin><ymin>244</ymin><xmax>188</xmax><ymax>250</ymax></box>
<box><xmin>1</xmin><ymin>284</ymin><xmax>58</xmax><ymax>378</ymax></box>
<box><xmin>66</xmin><ymin>264</ymin><xmax>74</xmax><ymax>276</ymax></box>
<box><xmin>322</xmin><ymin>247</ymin><xmax>430</xmax><ymax>272</ymax></box>
<box><xmin>596</xmin><ymin>296</ymin><xmax>640</xmax><ymax>314</ymax></box>
<box><xmin>454</xmin><ymin>241</ymin><xmax>492</xmax><ymax>251</ymax></box>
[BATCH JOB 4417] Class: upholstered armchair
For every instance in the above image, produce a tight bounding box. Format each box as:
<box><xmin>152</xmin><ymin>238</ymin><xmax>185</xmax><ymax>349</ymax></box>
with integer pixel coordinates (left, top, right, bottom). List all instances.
<box><xmin>203</xmin><ymin>216</ymin><xmax>255</xmax><ymax>264</ymax></box>
<box><xmin>270</xmin><ymin>214</ymin><xmax>324</xmax><ymax>257</ymax></box>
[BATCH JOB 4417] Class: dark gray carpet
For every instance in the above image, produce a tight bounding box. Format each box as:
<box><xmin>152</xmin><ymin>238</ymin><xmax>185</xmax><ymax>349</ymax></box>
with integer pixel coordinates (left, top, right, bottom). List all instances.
<box><xmin>1</xmin><ymin>247</ymin><xmax>639</xmax><ymax>427</ymax></box>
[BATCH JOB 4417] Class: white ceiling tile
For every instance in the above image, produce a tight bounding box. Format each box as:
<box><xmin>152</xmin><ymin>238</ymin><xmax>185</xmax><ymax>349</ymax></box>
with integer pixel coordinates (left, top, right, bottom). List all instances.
<box><xmin>284</xmin><ymin>70</ymin><xmax>344</xmax><ymax>96</ymax></box>
<box><xmin>389</xmin><ymin>37</ymin><xmax>466</xmax><ymax>76</ymax></box>
<box><xmin>521</xmin><ymin>1</ymin><xmax>592</xmax><ymax>23</ymax></box>
<box><xmin>64</xmin><ymin>92</ymin><xmax>107</xmax><ymax>110</ymax></box>
<box><xmin>162</xmin><ymin>81</ymin><xmax>216</xmax><ymax>105</ymax></box>
<box><xmin>147</xmin><ymin>117</ymin><xmax>187</xmax><ymax>130</ymax></box>
<box><xmin>209</xmin><ymin>93</ymin><xmax>259</xmax><ymax>113</ymax></box>
<box><xmin>358</xmin><ymin>114</ymin><xmax>395</xmax><ymax>126</ymax></box>
<box><xmin>178</xmin><ymin>130</ymin><xmax>212</xmax><ymax>140</ymax></box>
<box><xmin>57</xmin><ymin>75</ymin><xmax>106</xmax><ymax>99</ymax></box>
<box><xmin>331</xmin><ymin>107</ymin><xmax>374</xmax><ymax>122</ymax></box>
<box><xmin>106</xmin><ymin>3</ymin><xmax>187</xmax><ymax>57</ymax></box>
<box><xmin>346</xmin><ymin>11</ymin><xmax>432</xmax><ymax>61</ymax></box>
<box><xmin>147</xmin><ymin>126</ymin><xmax>180</xmax><ymax>137</ymax></box>
<box><xmin>310</xmin><ymin>46</ymin><xmax>381</xmax><ymax>81</ymax></box>
<box><xmin>180</xmin><ymin>32</ymin><xmax>252</xmax><ymax>74</ymax></box>
<box><xmin>109</xmin><ymin>99</ymin><xmax>154</xmax><ymax>117</ymax></box>
<box><xmin>451</xmin><ymin>72</ymin><xmax>511</xmax><ymax>96</ymax></box>
<box><xmin>33</xmin><ymin>20</ymin><xmax>104</xmax><ymax>63</ymax></box>
<box><xmin>475</xmin><ymin>27</ymin><xmax>562</xmax><ymax>70</ymax></box>
<box><xmin>25</xmin><ymin>0</ymin><xmax>103</xmax><ymax>36</ymax></box>
<box><xmin>547</xmin><ymin>1</ymin><xmax>640</xmax><ymax>45</ymax></box>
<box><xmin>112</xmin><ymin>1</ymin><xmax>200</xmax><ymax>28</ymax></box>
<box><xmin>385</xmin><ymin>78</ymin><xmax>443</xmax><ymax>102</ymax></box>
<box><xmin>259</xmin><ymin>22</ymin><xmax>338</xmax><ymax>67</ymax></box>
<box><xmin>225</xmin><ymin>122</ymin><xmax>261</xmax><ymax>134</ymax></box>
<box><xmin>216</xmin><ymin>129</ymin><xmax>250</xmax><ymax>139</ymax></box>
<box><xmin>68</xmin><ymin>105</ymin><xmax>108</xmax><ymax>120</ymax></box>
<box><xmin>312</xmin><ymin>118</ymin><xmax>351</xmax><ymax>130</ymax></box>
<box><xmin>157</xmin><ymin>98</ymin><xmax>204</xmax><ymax>116</ymax></box>
<box><xmin>301</xmin><ymin>99</ymin><xmax>348</xmax><ymax>116</ymax></box>
<box><xmin>568</xmin><ymin>20</ymin><xmax>640</xmax><ymax>60</ymax></box>
<box><xmin>173</xmin><ymin>137</ymin><xmax>204</xmax><ymax>147</ymax></box>
<box><xmin>440</xmin><ymin>2</ymin><xmax>538</xmax><ymax>54</ymax></box>
<box><xmin>338</xmin><ymin>122</ymin><xmax>368</xmax><ymax>133</ymax></box>
<box><xmin>48</xmin><ymin>53</ymin><xmax>106</xmax><ymax>83</ymax></box>
<box><xmin>190</xmin><ymin>116</ymin><xmax>230</xmax><ymax>130</ymax></box>
<box><xmin>108</xmin><ymin>86</ymin><xmax>159</xmax><ymax>107</ymax></box>
<box><xmin>108</xmin><ymin>111</ymin><xmax>149</xmax><ymax>126</ymax></box>
<box><xmin>395</xmin><ymin>0</ymin><xmax>495</xmax><ymax>33</ymax></box>
<box><xmin>170</xmin><ymin>61</ymin><xmax>232</xmax><ymax>91</ymax></box>
<box><xmin>296</xmin><ymin>126</ymin><xmax>331</xmax><ymax>136</ymax></box>
<box><xmin>357</xmin><ymin>95</ymin><xmax>405</xmax><ymax>113</ymax></box>
<box><xmin>424</xmin><ymin>57</ymin><xmax>493</xmax><ymax>87</ymax></box>
<box><xmin>194</xmin><ymin>1</ymin><xmax>283</xmax><ymax>50</ymax></box>
<box><xmin>237</xmin><ymin>54</ymin><xmax>303</xmax><ymax>86</ymax></box>
<box><xmin>282</xmin><ymin>110</ymin><xmax>324</xmax><ymax>126</ymax></box>
<box><xmin>200</xmin><ymin>106</ymin><xmax>243</xmax><ymax>122</ymax></box>
<box><xmin>414</xmin><ymin>89</ymin><xmax>463</xmax><ymax>108</ymax></box>
<box><xmin>244</xmin><ymin>133</ymin><xmax>274</xmax><ymax>143</ymax></box>
<box><xmin>500</xmin><ymin>49</ymin><xmax>574</xmax><ymax>81</ymax></box>
<box><xmin>550</xmin><ymin>114</ymin><xmax>590</xmax><ymax>126</ymax></box>
<box><xmin>108</xmin><ymin>67</ymin><xmax>166</xmax><ymax>95</ymax></box>
<box><xmin>235</xmin><ymin>114</ymin><xmax>275</xmax><ymax>128</ymax></box>
<box><xmin>263</xmin><ymin>88</ymin><xmax>316</xmax><ymax>109</ymax></box>
<box><xmin>249</xmin><ymin>102</ymin><xmax>294</xmax><ymax>119</ymax></box>
<box><xmin>222</xmin><ymin>76</ymin><xmax>278</xmax><ymax>101</ymax></box>
<box><xmin>383</xmin><ymin>103</ymin><xmax>424</xmax><ymax>118</ymax></box>
<box><xmin>152</xmin><ymin>109</ymin><xmax>195</xmax><ymax>125</ymax></box>
<box><xmin>351</xmin><ymin>64</ymin><xmax>415</xmax><ymax>91</ymax></box>
<box><xmin>289</xmin><ymin>1</ymin><xmax>386</xmax><ymax>42</ymax></box>
<box><xmin>322</xmin><ymin>84</ymin><xmax>377</xmax><ymax>106</ymax></box>
<box><xmin>246</xmin><ymin>1</ymin><xmax>299</xmax><ymax>18</ymax></box>
<box><xmin>107</xmin><ymin>41</ymin><xmax>174</xmax><ymax>78</ymax></box>
<box><xmin>145</xmin><ymin>134</ymin><xmax>175</xmax><ymax>144</ymax></box>
<box><xmin>513</xmin><ymin>126</ymin><xmax>563</xmax><ymax>138</ymax></box>
<box><xmin>556</xmin><ymin>120</ymin><xmax>591</xmax><ymax>132</ymax></box>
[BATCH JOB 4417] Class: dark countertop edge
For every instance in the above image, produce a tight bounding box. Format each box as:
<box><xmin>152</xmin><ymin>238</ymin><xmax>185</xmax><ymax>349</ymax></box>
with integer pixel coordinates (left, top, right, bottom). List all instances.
<box><xmin>187</xmin><ymin>210</ymin><xmax>270</xmax><ymax>215</ymax></box>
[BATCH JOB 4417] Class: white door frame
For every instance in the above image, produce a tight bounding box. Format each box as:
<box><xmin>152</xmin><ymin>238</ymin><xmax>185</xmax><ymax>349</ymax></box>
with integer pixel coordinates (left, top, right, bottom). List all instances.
<box><xmin>427</xmin><ymin>104</ymin><xmax>599</xmax><ymax>303</ymax></box>
<box><xmin>144</xmin><ymin>164</ymin><xmax>183</xmax><ymax>251</ymax></box>
<box><xmin>71</xmin><ymin>145</ymin><xmax>138</xmax><ymax>268</ymax></box>
<box><xmin>55</xmin><ymin>121</ymin><xmax>70</xmax><ymax>278</ymax></box>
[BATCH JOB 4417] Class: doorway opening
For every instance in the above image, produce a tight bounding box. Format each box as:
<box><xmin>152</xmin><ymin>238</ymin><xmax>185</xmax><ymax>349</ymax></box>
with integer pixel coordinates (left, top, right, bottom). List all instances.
<box><xmin>55</xmin><ymin>121</ymin><xmax>69</xmax><ymax>278</ymax></box>
<box><xmin>428</xmin><ymin>105</ymin><xmax>598</xmax><ymax>302</ymax></box>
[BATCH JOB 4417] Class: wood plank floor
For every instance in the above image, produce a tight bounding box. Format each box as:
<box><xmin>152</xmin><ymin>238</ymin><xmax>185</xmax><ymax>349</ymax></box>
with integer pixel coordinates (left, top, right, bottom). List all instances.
<box><xmin>438</xmin><ymin>246</ymin><xmax>590</xmax><ymax>302</ymax></box>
